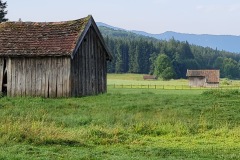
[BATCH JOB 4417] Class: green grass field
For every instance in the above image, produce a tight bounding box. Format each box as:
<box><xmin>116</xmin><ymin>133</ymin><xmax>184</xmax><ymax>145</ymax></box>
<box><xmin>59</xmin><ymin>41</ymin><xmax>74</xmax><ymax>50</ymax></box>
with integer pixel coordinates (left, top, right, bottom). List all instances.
<box><xmin>107</xmin><ymin>73</ymin><xmax>188</xmax><ymax>85</ymax></box>
<box><xmin>1</xmin><ymin>74</ymin><xmax>240</xmax><ymax>159</ymax></box>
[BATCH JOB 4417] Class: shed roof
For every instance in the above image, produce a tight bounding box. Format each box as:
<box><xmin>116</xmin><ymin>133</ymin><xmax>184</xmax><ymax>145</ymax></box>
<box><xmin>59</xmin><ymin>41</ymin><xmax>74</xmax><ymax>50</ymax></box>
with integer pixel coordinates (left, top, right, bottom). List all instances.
<box><xmin>0</xmin><ymin>15</ymin><xmax>111</xmax><ymax>59</ymax></box>
<box><xmin>186</xmin><ymin>70</ymin><xmax>220</xmax><ymax>83</ymax></box>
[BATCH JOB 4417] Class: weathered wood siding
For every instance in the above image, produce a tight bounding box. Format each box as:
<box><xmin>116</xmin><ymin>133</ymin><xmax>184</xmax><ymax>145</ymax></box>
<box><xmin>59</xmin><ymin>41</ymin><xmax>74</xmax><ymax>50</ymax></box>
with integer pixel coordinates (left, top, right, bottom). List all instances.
<box><xmin>71</xmin><ymin>26</ymin><xmax>107</xmax><ymax>97</ymax></box>
<box><xmin>6</xmin><ymin>57</ymin><xmax>71</xmax><ymax>97</ymax></box>
<box><xmin>189</xmin><ymin>77</ymin><xmax>205</xmax><ymax>87</ymax></box>
<box><xmin>189</xmin><ymin>77</ymin><xmax>219</xmax><ymax>87</ymax></box>
<box><xmin>0</xmin><ymin>58</ymin><xmax>4</xmax><ymax>92</ymax></box>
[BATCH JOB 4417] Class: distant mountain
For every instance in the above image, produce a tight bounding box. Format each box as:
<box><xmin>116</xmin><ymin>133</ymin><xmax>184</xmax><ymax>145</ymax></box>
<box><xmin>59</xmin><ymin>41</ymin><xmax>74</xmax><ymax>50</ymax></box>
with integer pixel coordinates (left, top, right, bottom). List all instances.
<box><xmin>97</xmin><ymin>22</ymin><xmax>240</xmax><ymax>53</ymax></box>
<box><xmin>96</xmin><ymin>22</ymin><xmax>124</xmax><ymax>31</ymax></box>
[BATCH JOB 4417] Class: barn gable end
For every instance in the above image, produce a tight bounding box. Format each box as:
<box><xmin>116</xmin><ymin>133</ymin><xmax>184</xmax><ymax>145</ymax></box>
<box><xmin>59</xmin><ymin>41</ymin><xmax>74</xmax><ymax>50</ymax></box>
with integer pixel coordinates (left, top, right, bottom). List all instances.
<box><xmin>0</xmin><ymin>15</ymin><xmax>111</xmax><ymax>97</ymax></box>
<box><xmin>71</xmin><ymin>26</ymin><xmax>108</xmax><ymax>97</ymax></box>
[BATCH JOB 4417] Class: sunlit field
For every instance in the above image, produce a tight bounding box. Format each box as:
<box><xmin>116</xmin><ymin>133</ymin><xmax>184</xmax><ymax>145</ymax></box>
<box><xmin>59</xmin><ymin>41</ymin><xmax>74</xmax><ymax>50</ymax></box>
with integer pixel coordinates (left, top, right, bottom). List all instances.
<box><xmin>1</xmin><ymin>74</ymin><xmax>240</xmax><ymax>159</ymax></box>
<box><xmin>107</xmin><ymin>73</ymin><xmax>188</xmax><ymax>85</ymax></box>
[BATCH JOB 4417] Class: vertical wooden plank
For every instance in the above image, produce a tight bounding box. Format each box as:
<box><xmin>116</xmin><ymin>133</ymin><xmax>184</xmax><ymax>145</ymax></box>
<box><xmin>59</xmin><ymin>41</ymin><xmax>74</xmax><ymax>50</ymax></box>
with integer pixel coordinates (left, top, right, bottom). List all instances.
<box><xmin>76</xmin><ymin>48</ymin><xmax>80</xmax><ymax>96</ymax></box>
<box><xmin>66</xmin><ymin>58</ymin><xmax>71</xmax><ymax>97</ymax></box>
<box><xmin>91</xmin><ymin>27</ymin><xmax>96</xmax><ymax>95</ymax></box>
<box><xmin>87</xmin><ymin>28</ymin><xmax>91</xmax><ymax>95</ymax></box>
<box><xmin>41</xmin><ymin>58</ymin><xmax>46</xmax><ymax>97</ymax></box>
<box><xmin>98</xmin><ymin>49</ymin><xmax>102</xmax><ymax>93</ymax></box>
<box><xmin>48</xmin><ymin>57</ymin><xmax>52</xmax><ymax>98</ymax></box>
<box><xmin>0</xmin><ymin>58</ymin><xmax>4</xmax><ymax>93</ymax></box>
<box><xmin>11</xmin><ymin>59</ymin><xmax>14</xmax><ymax>96</ymax></box>
<box><xmin>62</xmin><ymin>57</ymin><xmax>66</xmax><ymax>97</ymax></box>
<box><xmin>25</xmin><ymin>58</ymin><xmax>31</xmax><ymax>96</ymax></box>
<box><xmin>21</xmin><ymin>58</ymin><xmax>26</xmax><ymax>96</ymax></box>
<box><xmin>31</xmin><ymin>58</ymin><xmax>36</xmax><ymax>96</ymax></box>
<box><xmin>62</xmin><ymin>57</ymin><xmax>67</xmax><ymax>97</ymax></box>
<box><xmin>13</xmin><ymin>59</ymin><xmax>17</xmax><ymax>96</ymax></box>
<box><xmin>103</xmin><ymin>48</ymin><xmax>107</xmax><ymax>92</ymax></box>
<box><xmin>82</xmin><ymin>41</ymin><xmax>86</xmax><ymax>96</ymax></box>
<box><xmin>49</xmin><ymin>57</ymin><xmax>54</xmax><ymax>98</ymax></box>
<box><xmin>94</xmin><ymin>32</ymin><xmax>99</xmax><ymax>95</ymax></box>
<box><xmin>70</xmin><ymin>58</ymin><xmax>74</xmax><ymax>97</ymax></box>
<box><xmin>78</xmin><ymin>46</ymin><xmax>83</xmax><ymax>97</ymax></box>
<box><xmin>91</xmin><ymin>28</ymin><xmax>95</xmax><ymax>95</ymax></box>
<box><xmin>7</xmin><ymin>58</ymin><xmax>12</xmax><ymax>96</ymax></box>
<box><xmin>52</xmin><ymin>57</ymin><xmax>56</xmax><ymax>98</ymax></box>
<box><xmin>84</xmin><ymin>30</ymin><xmax>88</xmax><ymax>95</ymax></box>
<box><xmin>96</xmin><ymin>41</ymin><xmax>100</xmax><ymax>94</ymax></box>
<box><xmin>20</xmin><ymin>58</ymin><xmax>24</xmax><ymax>96</ymax></box>
<box><xmin>57</xmin><ymin>57</ymin><xmax>63</xmax><ymax>97</ymax></box>
<box><xmin>96</xmin><ymin>42</ymin><xmax>99</xmax><ymax>94</ymax></box>
<box><xmin>102</xmin><ymin>48</ymin><xmax>106</xmax><ymax>92</ymax></box>
<box><xmin>25</xmin><ymin>58</ymin><xmax>29</xmax><ymax>96</ymax></box>
<box><xmin>52</xmin><ymin>58</ymin><xmax>57</xmax><ymax>98</ymax></box>
<box><xmin>17</xmin><ymin>58</ymin><xmax>21</xmax><ymax>96</ymax></box>
<box><xmin>75</xmin><ymin>52</ymin><xmax>79</xmax><ymax>96</ymax></box>
<box><xmin>11</xmin><ymin>58</ymin><xmax>14</xmax><ymax>97</ymax></box>
<box><xmin>100</xmin><ymin>44</ymin><xmax>104</xmax><ymax>92</ymax></box>
<box><xmin>19</xmin><ymin>58</ymin><xmax>23</xmax><ymax>96</ymax></box>
<box><xmin>44</xmin><ymin>58</ymin><xmax>50</xmax><ymax>98</ymax></box>
<box><xmin>36</xmin><ymin>58</ymin><xmax>42</xmax><ymax>96</ymax></box>
<box><xmin>14</xmin><ymin>59</ymin><xmax>18</xmax><ymax>97</ymax></box>
<box><xmin>18</xmin><ymin>58</ymin><xmax>23</xmax><ymax>96</ymax></box>
<box><xmin>71</xmin><ymin>56</ymin><xmax>75</xmax><ymax>96</ymax></box>
<box><xmin>35</xmin><ymin>58</ymin><xmax>39</xmax><ymax>96</ymax></box>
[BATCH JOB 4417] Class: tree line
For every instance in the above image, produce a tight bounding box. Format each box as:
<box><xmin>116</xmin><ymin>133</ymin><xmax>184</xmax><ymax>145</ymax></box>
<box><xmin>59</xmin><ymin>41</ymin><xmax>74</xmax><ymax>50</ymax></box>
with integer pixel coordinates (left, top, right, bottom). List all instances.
<box><xmin>100</xmin><ymin>26</ymin><xmax>240</xmax><ymax>79</ymax></box>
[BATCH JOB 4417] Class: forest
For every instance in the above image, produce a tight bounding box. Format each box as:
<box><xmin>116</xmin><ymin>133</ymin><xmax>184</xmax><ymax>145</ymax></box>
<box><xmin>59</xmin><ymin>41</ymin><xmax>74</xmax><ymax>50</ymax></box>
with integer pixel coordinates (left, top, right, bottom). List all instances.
<box><xmin>100</xmin><ymin>26</ymin><xmax>240</xmax><ymax>79</ymax></box>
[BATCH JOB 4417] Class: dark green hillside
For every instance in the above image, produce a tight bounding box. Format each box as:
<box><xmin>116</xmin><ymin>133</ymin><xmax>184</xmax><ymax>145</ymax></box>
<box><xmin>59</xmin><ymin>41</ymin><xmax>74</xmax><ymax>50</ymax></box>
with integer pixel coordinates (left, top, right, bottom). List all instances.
<box><xmin>99</xmin><ymin>26</ymin><xmax>240</xmax><ymax>79</ymax></box>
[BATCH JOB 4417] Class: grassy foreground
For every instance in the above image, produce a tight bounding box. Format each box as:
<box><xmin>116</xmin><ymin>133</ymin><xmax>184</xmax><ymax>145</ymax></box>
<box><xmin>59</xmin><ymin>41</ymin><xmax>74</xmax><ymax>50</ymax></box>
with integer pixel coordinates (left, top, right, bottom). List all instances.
<box><xmin>1</xmin><ymin>75</ymin><xmax>240</xmax><ymax>159</ymax></box>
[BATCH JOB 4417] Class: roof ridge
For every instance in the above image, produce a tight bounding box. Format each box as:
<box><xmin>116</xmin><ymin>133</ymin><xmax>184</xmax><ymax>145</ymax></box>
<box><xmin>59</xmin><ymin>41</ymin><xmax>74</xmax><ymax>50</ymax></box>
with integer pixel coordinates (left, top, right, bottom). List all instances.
<box><xmin>0</xmin><ymin>15</ymin><xmax>92</xmax><ymax>26</ymax></box>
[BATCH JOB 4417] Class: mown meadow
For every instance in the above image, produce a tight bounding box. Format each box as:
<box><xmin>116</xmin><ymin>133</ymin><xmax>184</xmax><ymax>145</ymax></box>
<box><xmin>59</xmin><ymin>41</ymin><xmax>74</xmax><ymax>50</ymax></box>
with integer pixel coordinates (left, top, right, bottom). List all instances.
<box><xmin>1</xmin><ymin>74</ymin><xmax>240</xmax><ymax>159</ymax></box>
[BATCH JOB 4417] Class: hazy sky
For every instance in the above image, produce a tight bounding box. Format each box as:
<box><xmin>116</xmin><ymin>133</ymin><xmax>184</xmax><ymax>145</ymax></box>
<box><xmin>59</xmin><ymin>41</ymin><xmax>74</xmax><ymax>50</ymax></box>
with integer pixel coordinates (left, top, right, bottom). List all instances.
<box><xmin>6</xmin><ymin>0</ymin><xmax>240</xmax><ymax>35</ymax></box>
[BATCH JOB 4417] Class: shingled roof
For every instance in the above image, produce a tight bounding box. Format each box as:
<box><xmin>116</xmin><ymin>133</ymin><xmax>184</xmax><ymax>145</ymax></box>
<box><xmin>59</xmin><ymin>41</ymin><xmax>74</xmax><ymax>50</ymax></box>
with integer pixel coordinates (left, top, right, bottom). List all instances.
<box><xmin>186</xmin><ymin>70</ymin><xmax>220</xmax><ymax>83</ymax></box>
<box><xmin>0</xmin><ymin>15</ymin><xmax>111</xmax><ymax>59</ymax></box>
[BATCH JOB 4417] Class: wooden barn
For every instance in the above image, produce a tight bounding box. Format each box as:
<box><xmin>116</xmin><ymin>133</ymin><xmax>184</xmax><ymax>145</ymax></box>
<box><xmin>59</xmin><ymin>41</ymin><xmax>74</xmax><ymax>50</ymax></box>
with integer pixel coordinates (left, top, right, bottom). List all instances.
<box><xmin>186</xmin><ymin>70</ymin><xmax>220</xmax><ymax>87</ymax></box>
<box><xmin>0</xmin><ymin>15</ymin><xmax>112</xmax><ymax>97</ymax></box>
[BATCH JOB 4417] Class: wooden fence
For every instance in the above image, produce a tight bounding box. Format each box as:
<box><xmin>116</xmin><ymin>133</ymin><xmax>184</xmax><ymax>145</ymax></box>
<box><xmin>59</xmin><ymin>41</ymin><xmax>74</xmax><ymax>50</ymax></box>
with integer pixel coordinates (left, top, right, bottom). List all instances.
<box><xmin>108</xmin><ymin>84</ymin><xmax>240</xmax><ymax>90</ymax></box>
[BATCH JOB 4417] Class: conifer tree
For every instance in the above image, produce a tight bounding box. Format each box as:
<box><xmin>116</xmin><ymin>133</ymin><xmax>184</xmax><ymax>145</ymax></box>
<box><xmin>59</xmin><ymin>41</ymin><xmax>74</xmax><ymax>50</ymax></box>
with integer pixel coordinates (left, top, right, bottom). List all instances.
<box><xmin>0</xmin><ymin>0</ymin><xmax>8</xmax><ymax>22</ymax></box>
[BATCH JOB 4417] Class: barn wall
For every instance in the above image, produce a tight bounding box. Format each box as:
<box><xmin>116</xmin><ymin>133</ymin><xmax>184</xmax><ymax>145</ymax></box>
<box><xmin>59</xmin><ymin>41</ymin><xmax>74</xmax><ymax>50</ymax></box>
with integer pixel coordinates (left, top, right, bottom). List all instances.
<box><xmin>189</xmin><ymin>77</ymin><xmax>219</xmax><ymax>87</ymax></box>
<box><xmin>7</xmin><ymin>57</ymin><xmax>71</xmax><ymax>97</ymax></box>
<box><xmin>0</xmin><ymin>58</ymin><xmax>4</xmax><ymax>93</ymax></box>
<box><xmin>71</xmin><ymin>26</ymin><xmax>107</xmax><ymax>97</ymax></box>
<box><xmin>189</xmin><ymin>77</ymin><xmax>206</xmax><ymax>87</ymax></box>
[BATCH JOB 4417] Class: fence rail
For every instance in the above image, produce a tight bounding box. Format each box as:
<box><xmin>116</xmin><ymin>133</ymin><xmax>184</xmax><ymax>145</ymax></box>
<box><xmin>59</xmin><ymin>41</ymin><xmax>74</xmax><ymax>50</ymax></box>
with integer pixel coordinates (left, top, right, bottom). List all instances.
<box><xmin>108</xmin><ymin>84</ymin><xmax>240</xmax><ymax>90</ymax></box>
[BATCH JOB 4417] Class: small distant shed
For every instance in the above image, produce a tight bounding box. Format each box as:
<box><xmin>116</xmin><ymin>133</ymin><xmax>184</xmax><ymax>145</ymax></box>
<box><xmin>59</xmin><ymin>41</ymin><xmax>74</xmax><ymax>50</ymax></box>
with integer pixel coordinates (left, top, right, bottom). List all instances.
<box><xmin>186</xmin><ymin>70</ymin><xmax>220</xmax><ymax>87</ymax></box>
<box><xmin>0</xmin><ymin>15</ymin><xmax>112</xmax><ymax>97</ymax></box>
<box><xmin>143</xmin><ymin>75</ymin><xmax>157</xmax><ymax>80</ymax></box>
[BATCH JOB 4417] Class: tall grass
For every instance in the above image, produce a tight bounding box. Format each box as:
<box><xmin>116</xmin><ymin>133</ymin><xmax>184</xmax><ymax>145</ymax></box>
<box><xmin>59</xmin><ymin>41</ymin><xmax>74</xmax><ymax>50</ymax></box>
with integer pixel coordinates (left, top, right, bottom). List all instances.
<box><xmin>1</xmin><ymin>89</ymin><xmax>240</xmax><ymax>159</ymax></box>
